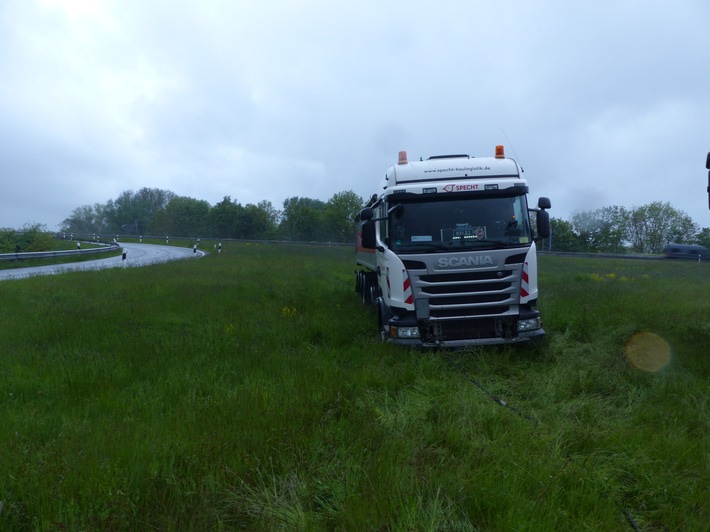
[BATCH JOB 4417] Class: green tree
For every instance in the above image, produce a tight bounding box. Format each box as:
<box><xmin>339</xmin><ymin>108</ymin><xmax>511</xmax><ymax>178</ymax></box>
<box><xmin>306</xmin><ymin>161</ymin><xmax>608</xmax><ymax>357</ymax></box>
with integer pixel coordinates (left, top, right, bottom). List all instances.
<box><xmin>279</xmin><ymin>197</ymin><xmax>326</xmax><ymax>241</ymax></box>
<box><xmin>108</xmin><ymin>188</ymin><xmax>175</xmax><ymax>234</ymax></box>
<box><xmin>548</xmin><ymin>218</ymin><xmax>580</xmax><ymax>252</ymax></box>
<box><xmin>62</xmin><ymin>188</ymin><xmax>176</xmax><ymax>234</ymax></box>
<box><xmin>694</xmin><ymin>227</ymin><xmax>710</xmax><ymax>248</ymax></box>
<box><xmin>133</xmin><ymin>188</ymin><xmax>176</xmax><ymax>234</ymax></box>
<box><xmin>571</xmin><ymin>206</ymin><xmax>627</xmax><ymax>253</ymax></box>
<box><xmin>61</xmin><ymin>204</ymin><xmax>104</xmax><ymax>234</ymax></box>
<box><xmin>323</xmin><ymin>190</ymin><xmax>363</xmax><ymax>243</ymax></box>
<box><xmin>240</xmin><ymin>201</ymin><xmax>279</xmax><ymax>239</ymax></box>
<box><xmin>0</xmin><ymin>223</ymin><xmax>54</xmax><ymax>252</ymax></box>
<box><xmin>208</xmin><ymin>196</ymin><xmax>245</xmax><ymax>239</ymax></box>
<box><xmin>152</xmin><ymin>196</ymin><xmax>210</xmax><ymax>237</ymax></box>
<box><xmin>626</xmin><ymin>201</ymin><xmax>697</xmax><ymax>254</ymax></box>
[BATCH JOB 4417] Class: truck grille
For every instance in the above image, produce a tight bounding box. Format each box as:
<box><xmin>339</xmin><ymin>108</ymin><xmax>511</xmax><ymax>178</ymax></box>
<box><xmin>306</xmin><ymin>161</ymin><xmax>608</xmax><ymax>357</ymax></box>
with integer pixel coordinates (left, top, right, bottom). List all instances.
<box><xmin>412</xmin><ymin>268</ymin><xmax>520</xmax><ymax>320</ymax></box>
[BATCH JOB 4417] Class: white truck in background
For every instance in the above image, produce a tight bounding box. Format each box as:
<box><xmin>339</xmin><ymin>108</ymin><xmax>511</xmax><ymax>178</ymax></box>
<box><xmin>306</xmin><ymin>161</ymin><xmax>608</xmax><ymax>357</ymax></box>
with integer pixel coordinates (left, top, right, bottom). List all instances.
<box><xmin>356</xmin><ymin>146</ymin><xmax>551</xmax><ymax>347</ymax></box>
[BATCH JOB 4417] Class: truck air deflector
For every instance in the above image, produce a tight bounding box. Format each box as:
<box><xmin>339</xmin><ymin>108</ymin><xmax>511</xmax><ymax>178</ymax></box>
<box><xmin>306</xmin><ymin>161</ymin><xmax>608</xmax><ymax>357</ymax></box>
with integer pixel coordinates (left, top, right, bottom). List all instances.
<box><xmin>388</xmin><ymin>174</ymin><xmax>521</xmax><ymax>185</ymax></box>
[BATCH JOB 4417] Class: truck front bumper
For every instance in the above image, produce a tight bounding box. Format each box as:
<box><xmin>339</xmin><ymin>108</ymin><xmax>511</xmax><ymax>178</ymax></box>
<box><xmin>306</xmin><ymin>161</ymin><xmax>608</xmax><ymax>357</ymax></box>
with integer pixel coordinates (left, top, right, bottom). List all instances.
<box><xmin>385</xmin><ymin>312</ymin><xmax>545</xmax><ymax>347</ymax></box>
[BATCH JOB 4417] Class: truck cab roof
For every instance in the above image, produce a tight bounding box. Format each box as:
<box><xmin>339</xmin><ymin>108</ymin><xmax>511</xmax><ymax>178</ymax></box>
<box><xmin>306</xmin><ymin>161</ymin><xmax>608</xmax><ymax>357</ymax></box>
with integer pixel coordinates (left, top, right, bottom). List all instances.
<box><xmin>386</xmin><ymin>155</ymin><xmax>521</xmax><ymax>186</ymax></box>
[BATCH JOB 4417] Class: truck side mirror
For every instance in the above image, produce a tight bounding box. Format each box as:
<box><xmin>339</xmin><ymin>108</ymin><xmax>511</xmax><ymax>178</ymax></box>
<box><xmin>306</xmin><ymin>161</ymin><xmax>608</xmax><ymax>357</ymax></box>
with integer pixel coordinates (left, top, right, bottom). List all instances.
<box><xmin>536</xmin><ymin>209</ymin><xmax>551</xmax><ymax>239</ymax></box>
<box><xmin>361</xmin><ymin>220</ymin><xmax>377</xmax><ymax>249</ymax></box>
<box><xmin>538</xmin><ymin>197</ymin><xmax>551</xmax><ymax>210</ymax></box>
<box><xmin>535</xmin><ymin>197</ymin><xmax>551</xmax><ymax>239</ymax></box>
<box><xmin>359</xmin><ymin>207</ymin><xmax>374</xmax><ymax>221</ymax></box>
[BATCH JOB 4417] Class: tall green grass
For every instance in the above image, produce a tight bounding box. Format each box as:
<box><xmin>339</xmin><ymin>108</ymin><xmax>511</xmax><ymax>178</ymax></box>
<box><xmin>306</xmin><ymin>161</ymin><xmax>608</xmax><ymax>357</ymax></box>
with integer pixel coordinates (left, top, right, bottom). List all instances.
<box><xmin>0</xmin><ymin>246</ymin><xmax>707</xmax><ymax>530</ymax></box>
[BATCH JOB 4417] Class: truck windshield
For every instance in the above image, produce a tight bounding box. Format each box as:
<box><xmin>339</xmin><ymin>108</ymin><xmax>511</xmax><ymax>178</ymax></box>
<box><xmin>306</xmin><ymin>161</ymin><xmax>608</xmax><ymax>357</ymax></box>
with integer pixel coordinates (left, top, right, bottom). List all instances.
<box><xmin>389</xmin><ymin>194</ymin><xmax>532</xmax><ymax>252</ymax></box>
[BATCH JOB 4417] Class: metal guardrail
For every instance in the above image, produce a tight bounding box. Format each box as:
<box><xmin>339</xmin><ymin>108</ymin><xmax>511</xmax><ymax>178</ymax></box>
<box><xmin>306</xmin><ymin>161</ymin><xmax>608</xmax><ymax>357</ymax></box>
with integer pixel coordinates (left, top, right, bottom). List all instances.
<box><xmin>1</xmin><ymin>235</ymin><xmax>681</xmax><ymax>264</ymax></box>
<box><xmin>58</xmin><ymin>234</ymin><xmax>352</xmax><ymax>248</ymax></box>
<box><xmin>0</xmin><ymin>242</ymin><xmax>119</xmax><ymax>262</ymax></box>
<box><xmin>538</xmin><ymin>251</ymin><xmax>663</xmax><ymax>261</ymax></box>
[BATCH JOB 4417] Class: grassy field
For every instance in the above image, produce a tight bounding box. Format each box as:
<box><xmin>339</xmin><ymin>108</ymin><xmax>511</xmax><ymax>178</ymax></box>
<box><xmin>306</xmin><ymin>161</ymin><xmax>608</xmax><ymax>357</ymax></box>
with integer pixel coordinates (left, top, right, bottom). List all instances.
<box><xmin>0</xmin><ymin>244</ymin><xmax>707</xmax><ymax>530</ymax></box>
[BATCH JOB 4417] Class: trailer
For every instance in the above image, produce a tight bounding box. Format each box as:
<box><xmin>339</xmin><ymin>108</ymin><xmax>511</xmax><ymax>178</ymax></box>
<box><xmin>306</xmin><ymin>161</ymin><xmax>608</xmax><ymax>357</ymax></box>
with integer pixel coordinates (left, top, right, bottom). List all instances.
<box><xmin>356</xmin><ymin>146</ymin><xmax>551</xmax><ymax>347</ymax></box>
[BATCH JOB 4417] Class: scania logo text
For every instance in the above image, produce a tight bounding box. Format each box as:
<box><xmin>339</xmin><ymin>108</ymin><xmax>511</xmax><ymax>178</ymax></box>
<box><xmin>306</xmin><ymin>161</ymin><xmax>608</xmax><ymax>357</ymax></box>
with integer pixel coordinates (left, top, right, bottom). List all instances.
<box><xmin>437</xmin><ymin>256</ymin><xmax>494</xmax><ymax>268</ymax></box>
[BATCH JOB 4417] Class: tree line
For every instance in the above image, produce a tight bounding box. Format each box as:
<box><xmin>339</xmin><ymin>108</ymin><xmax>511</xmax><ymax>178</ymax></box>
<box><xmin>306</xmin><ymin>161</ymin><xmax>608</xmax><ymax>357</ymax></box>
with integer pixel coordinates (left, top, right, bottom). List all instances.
<box><xmin>59</xmin><ymin>188</ymin><xmax>365</xmax><ymax>243</ymax></box>
<box><xmin>4</xmin><ymin>190</ymin><xmax>707</xmax><ymax>254</ymax></box>
<box><xmin>545</xmin><ymin>201</ymin><xmax>709</xmax><ymax>254</ymax></box>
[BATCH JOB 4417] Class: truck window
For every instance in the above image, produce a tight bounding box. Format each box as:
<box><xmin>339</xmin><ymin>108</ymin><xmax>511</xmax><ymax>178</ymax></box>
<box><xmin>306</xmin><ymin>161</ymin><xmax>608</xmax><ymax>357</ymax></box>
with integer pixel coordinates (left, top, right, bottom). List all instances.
<box><xmin>390</xmin><ymin>194</ymin><xmax>531</xmax><ymax>252</ymax></box>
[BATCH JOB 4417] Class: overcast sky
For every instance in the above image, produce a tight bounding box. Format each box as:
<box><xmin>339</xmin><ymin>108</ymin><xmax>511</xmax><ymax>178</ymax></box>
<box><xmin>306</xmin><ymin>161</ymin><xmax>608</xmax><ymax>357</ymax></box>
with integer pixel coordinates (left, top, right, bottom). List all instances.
<box><xmin>2</xmin><ymin>0</ymin><xmax>709</xmax><ymax>231</ymax></box>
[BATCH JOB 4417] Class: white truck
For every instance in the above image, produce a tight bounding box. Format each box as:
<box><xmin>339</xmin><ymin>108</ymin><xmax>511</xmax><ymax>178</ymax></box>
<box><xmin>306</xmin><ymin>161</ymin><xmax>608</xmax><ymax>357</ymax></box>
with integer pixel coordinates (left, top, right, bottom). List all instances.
<box><xmin>356</xmin><ymin>146</ymin><xmax>551</xmax><ymax>347</ymax></box>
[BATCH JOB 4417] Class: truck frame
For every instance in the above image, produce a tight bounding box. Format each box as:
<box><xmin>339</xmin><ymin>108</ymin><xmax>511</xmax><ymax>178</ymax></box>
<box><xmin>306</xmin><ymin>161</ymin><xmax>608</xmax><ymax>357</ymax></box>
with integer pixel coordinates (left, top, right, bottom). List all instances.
<box><xmin>356</xmin><ymin>146</ymin><xmax>551</xmax><ymax>347</ymax></box>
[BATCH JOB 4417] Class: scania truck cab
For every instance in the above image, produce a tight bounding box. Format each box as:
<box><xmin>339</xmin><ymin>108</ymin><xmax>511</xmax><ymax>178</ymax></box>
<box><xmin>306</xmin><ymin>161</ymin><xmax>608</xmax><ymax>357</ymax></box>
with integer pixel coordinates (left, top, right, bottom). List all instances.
<box><xmin>356</xmin><ymin>146</ymin><xmax>551</xmax><ymax>347</ymax></box>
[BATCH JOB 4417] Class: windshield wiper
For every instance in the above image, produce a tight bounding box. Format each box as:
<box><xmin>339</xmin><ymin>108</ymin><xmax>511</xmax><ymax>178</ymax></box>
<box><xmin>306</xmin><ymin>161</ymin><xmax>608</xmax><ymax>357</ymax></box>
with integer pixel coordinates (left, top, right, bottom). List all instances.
<box><xmin>446</xmin><ymin>238</ymin><xmax>520</xmax><ymax>249</ymax></box>
<box><xmin>397</xmin><ymin>239</ymin><xmax>525</xmax><ymax>253</ymax></box>
<box><xmin>474</xmin><ymin>239</ymin><xmax>528</xmax><ymax>249</ymax></box>
<box><xmin>395</xmin><ymin>243</ymin><xmax>452</xmax><ymax>253</ymax></box>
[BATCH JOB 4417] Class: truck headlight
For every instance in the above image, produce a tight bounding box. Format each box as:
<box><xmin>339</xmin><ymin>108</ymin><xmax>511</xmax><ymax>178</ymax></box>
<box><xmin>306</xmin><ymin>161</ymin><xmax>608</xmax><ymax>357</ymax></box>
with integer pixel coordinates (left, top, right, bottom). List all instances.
<box><xmin>517</xmin><ymin>317</ymin><xmax>542</xmax><ymax>332</ymax></box>
<box><xmin>390</xmin><ymin>326</ymin><xmax>421</xmax><ymax>339</ymax></box>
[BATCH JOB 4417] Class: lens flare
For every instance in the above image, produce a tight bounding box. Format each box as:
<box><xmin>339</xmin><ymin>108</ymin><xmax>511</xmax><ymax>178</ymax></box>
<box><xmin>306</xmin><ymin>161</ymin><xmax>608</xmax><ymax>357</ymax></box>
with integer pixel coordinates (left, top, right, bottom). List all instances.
<box><xmin>625</xmin><ymin>332</ymin><xmax>671</xmax><ymax>372</ymax></box>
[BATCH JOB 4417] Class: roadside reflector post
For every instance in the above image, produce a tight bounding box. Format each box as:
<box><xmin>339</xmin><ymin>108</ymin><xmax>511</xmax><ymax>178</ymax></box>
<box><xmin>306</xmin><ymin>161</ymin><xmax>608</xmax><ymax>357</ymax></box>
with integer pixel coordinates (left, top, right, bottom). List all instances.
<box><xmin>218</xmin><ymin>242</ymin><xmax>222</xmax><ymax>254</ymax></box>
<box><xmin>193</xmin><ymin>244</ymin><xmax>197</xmax><ymax>255</ymax></box>
<box><xmin>77</xmin><ymin>242</ymin><xmax>80</xmax><ymax>250</ymax></box>
<box><xmin>166</xmin><ymin>236</ymin><xmax>169</xmax><ymax>244</ymax></box>
<box><xmin>122</xmin><ymin>248</ymin><xmax>127</xmax><ymax>266</ymax></box>
<box><xmin>139</xmin><ymin>235</ymin><xmax>142</xmax><ymax>243</ymax></box>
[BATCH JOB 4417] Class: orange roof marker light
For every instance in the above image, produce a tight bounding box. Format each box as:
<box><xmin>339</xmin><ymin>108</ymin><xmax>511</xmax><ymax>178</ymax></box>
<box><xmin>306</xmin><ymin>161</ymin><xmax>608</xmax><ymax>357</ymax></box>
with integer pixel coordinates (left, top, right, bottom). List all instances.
<box><xmin>495</xmin><ymin>145</ymin><xmax>505</xmax><ymax>159</ymax></box>
<box><xmin>398</xmin><ymin>150</ymin><xmax>408</xmax><ymax>165</ymax></box>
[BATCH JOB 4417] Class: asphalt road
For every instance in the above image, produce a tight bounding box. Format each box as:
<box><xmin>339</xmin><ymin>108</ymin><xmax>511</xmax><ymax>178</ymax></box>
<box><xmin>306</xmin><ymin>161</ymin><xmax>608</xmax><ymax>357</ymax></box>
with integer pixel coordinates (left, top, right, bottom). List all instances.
<box><xmin>0</xmin><ymin>243</ymin><xmax>205</xmax><ymax>281</ymax></box>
